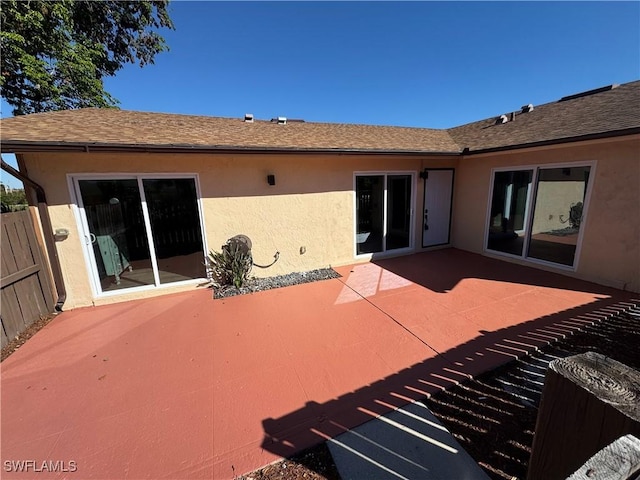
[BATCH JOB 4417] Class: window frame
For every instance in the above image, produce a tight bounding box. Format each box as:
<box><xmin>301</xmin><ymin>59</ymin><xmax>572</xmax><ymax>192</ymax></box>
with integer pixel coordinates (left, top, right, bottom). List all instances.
<box><xmin>484</xmin><ymin>161</ymin><xmax>596</xmax><ymax>271</ymax></box>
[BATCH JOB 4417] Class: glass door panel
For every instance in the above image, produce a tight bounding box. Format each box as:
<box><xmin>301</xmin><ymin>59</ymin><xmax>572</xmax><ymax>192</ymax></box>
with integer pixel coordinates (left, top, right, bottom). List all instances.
<box><xmin>487</xmin><ymin>170</ymin><xmax>533</xmax><ymax>256</ymax></box>
<box><xmin>78</xmin><ymin>179</ymin><xmax>154</xmax><ymax>292</ymax></box>
<box><xmin>356</xmin><ymin>175</ymin><xmax>384</xmax><ymax>254</ymax></box>
<box><xmin>386</xmin><ymin>175</ymin><xmax>412</xmax><ymax>250</ymax></box>
<box><xmin>527</xmin><ymin>166</ymin><xmax>590</xmax><ymax>266</ymax></box>
<box><xmin>142</xmin><ymin>178</ymin><xmax>206</xmax><ymax>284</ymax></box>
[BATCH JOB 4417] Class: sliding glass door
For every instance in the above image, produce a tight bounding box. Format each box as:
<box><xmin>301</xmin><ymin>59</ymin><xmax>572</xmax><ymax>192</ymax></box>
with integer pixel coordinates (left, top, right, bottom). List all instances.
<box><xmin>142</xmin><ymin>179</ymin><xmax>205</xmax><ymax>284</ymax></box>
<box><xmin>527</xmin><ymin>166</ymin><xmax>591</xmax><ymax>266</ymax></box>
<box><xmin>355</xmin><ymin>173</ymin><xmax>414</xmax><ymax>255</ymax></box>
<box><xmin>75</xmin><ymin>176</ymin><xmax>206</xmax><ymax>295</ymax></box>
<box><xmin>355</xmin><ymin>175</ymin><xmax>384</xmax><ymax>254</ymax></box>
<box><xmin>486</xmin><ymin>164</ymin><xmax>592</xmax><ymax>268</ymax></box>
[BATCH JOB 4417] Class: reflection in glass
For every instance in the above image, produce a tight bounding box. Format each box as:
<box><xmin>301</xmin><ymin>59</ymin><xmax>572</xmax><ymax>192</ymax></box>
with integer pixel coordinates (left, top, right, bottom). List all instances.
<box><xmin>386</xmin><ymin>175</ymin><xmax>412</xmax><ymax>250</ymax></box>
<box><xmin>79</xmin><ymin>179</ymin><xmax>154</xmax><ymax>292</ymax></box>
<box><xmin>487</xmin><ymin>170</ymin><xmax>533</xmax><ymax>256</ymax></box>
<box><xmin>527</xmin><ymin>167</ymin><xmax>590</xmax><ymax>266</ymax></box>
<box><xmin>356</xmin><ymin>176</ymin><xmax>384</xmax><ymax>254</ymax></box>
<box><xmin>142</xmin><ymin>178</ymin><xmax>206</xmax><ymax>283</ymax></box>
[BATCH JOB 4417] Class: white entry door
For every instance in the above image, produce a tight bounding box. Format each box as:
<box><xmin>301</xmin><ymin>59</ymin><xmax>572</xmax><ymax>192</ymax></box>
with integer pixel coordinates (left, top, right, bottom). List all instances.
<box><xmin>422</xmin><ymin>169</ymin><xmax>454</xmax><ymax>247</ymax></box>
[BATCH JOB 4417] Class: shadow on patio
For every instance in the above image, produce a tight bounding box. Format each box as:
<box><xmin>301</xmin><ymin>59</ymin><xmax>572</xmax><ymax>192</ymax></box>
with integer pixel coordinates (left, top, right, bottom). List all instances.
<box><xmin>2</xmin><ymin>249</ymin><xmax>636</xmax><ymax>480</ymax></box>
<box><xmin>374</xmin><ymin>249</ymin><xmax>619</xmax><ymax>295</ymax></box>
<box><xmin>259</xmin><ymin>250</ymin><xmax>637</xmax><ymax>478</ymax></box>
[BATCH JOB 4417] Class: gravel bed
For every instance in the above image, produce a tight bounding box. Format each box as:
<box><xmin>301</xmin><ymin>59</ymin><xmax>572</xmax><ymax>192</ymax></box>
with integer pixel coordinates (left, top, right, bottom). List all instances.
<box><xmin>237</xmin><ymin>443</ymin><xmax>341</xmax><ymax>480</ymax></box>
<box><xmin>213</xmin><ymin>268</ymin><xmax>341</xmax><ymax>299</ymax></box>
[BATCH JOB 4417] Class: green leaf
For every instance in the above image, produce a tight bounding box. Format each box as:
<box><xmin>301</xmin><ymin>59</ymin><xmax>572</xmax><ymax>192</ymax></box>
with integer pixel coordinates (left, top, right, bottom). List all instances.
<box><xmin>0</xmin><ymin>0</ymin><xmax>174</xmax><ymax>115</ymax></box>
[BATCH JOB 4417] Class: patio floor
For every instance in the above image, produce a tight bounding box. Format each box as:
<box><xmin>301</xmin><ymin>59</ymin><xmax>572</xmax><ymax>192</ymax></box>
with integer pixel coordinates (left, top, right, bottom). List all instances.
<box><xmin>1</xmin><ymin>249</ymin><xmax>636</xmax><ymax>479</ymax></box>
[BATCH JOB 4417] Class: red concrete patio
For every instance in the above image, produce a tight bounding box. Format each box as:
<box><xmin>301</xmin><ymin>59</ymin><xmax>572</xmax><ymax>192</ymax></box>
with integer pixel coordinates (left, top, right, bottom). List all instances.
<box><xmin>1</xmin><ymin>249</ymin><xmax>636</xmax><ymax>479</ymax></box>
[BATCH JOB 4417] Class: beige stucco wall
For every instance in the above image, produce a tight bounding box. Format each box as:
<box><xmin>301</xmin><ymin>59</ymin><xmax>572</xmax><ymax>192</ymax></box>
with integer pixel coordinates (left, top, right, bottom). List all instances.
<box><xmin>452</xmin><ymin>136</ymin><xmax>640</xmax><ymax>292</ymax></box>
<box><xmin>21</xmin><ymin>151</ymin><xmax>457</xmax><ymax>308</ymax></box>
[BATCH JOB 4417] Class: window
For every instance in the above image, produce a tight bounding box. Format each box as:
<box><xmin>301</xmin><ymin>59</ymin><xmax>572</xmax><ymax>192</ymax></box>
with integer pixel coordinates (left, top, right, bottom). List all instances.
<box><xmin>486</xmin><ymin>164</ymin><xmax>592</xmax><ymax>268</ymax></box>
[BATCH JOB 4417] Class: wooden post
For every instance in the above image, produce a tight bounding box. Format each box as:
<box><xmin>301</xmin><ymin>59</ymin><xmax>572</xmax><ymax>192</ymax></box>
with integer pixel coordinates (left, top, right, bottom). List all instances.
<box><xmin>527</xmin><ymin>352</ymin><xmax>640</xmax><ymax>480</ymax></box>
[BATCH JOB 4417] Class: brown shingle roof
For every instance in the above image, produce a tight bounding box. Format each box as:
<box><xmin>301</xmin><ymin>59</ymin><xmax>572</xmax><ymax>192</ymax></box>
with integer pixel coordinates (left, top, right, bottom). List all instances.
<box><xmin>1</xmin><ymin>80</ymin><xmax>639</xmax><ymax>155</ymax></box>
<box><xmin>0</xmin><ymin>109</ymin><xmax>460</xmax><ymax>154</ymax></box>
<box><xmin>448</xmin><ymin>80</ymin><xmax>640</xmax><ymax>153</ymax></box>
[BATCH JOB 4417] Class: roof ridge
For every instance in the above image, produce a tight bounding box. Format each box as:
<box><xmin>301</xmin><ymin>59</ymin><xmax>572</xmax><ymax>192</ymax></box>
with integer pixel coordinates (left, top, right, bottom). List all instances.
<box><xmin>1</xmin><ymin>79</ymin><xmax>638</xmax><ymax>154</ymax></box>
<box><xmin>448</xmin><ymin>79</ymin><xmax>640</xmax><ymax>133</ymax></box>
<box><xmin>26</xmin><ymin>107</ymin><xmax>449</xmax><ymax>132</ymax></box>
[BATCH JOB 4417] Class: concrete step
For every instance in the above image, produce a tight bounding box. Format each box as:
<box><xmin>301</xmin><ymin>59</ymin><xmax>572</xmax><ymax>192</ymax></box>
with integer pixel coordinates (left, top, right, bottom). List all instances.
<box><xmin>327</xmin><ymin>400</ymin><xmax>490</xmax><ymax>480</ymax></box>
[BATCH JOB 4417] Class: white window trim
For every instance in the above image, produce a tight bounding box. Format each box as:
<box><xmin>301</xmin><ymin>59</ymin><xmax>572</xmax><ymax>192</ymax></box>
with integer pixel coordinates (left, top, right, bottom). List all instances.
<box><xmin>353</xmin><ymin>171</ymin><xmax>417</xmax><ymax>260</ymax></box>
<box><xmin>483</xmin><ymin>160</ymin><xmax>597</xmax><ymax>272</ymax></box>
<box><xmin>67</xmin><ymin>173</ymin><xmax>209</xmax><ymax>299</ymax></box>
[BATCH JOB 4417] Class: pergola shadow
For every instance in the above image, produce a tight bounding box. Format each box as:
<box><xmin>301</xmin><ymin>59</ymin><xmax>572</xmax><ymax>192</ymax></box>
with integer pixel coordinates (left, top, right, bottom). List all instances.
<box><xmin>260</xmin><ymin>292</ymin><xmax>637</xmax><ymax>477</ymax></box>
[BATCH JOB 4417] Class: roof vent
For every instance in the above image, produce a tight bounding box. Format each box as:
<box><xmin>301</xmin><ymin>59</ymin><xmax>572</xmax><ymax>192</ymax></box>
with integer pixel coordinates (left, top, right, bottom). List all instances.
<box><xmin>277</xmin><ymin>116</ymin><xmax>287</xmax><ymax>125</ymax></box>
<box><xmin>521</xmin><ymin>104</ymin><xmax>534</xmax><ymax>113</ymax></box>
<box><xmin>244</xmin><ymin>113</ymin><xmax>254</xmax><ymax>123</ymax></box>
<box><xmin>496</xmin><ymin>114</ymin><xmax>508</xmax><ymax>125</ymax></box>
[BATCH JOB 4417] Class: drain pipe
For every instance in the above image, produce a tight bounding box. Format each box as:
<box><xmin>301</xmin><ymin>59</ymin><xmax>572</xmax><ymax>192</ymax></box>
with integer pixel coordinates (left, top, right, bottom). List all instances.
<box><xmin>1</xmin><ymin>159</ymin><xmax>66</xmax><ymax>311</ymax></box>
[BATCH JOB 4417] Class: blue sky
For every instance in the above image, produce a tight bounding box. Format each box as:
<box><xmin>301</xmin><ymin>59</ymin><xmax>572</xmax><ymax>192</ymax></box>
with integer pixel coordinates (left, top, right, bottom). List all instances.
<box><xmin>2</xmin><ymin>1</ymin><xmax>639</xmax><ymax>187</ymax></box>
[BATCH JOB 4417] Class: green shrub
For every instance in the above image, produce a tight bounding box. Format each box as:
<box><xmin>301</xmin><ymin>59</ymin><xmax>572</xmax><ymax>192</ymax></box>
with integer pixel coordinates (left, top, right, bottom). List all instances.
<box><xmin>207</xmin><ymin>241</ymin><xmax>253</xmax><ymax>290</ymax></box>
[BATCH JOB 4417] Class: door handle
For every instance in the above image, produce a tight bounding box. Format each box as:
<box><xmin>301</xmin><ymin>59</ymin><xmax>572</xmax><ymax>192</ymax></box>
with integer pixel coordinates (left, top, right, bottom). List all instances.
<box><xmin>87</xmin><ymin>233</ymin><xmax>96</xmax><ymax>245</ymax></box>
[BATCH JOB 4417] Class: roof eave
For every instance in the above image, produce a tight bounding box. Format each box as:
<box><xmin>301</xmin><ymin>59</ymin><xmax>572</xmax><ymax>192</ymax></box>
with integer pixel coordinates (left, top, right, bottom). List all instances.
<box><xmin>462</xmin><ymin>127</ymin><xmax>640</xmax><ymax>155</ymax></box>
<box><xmin>0</xmin><ymin>141</ymin><xmax>461</xmax><ymax>156</ymax></box>
<box><xmin>3</xmin><ymin>127</ymin><xmax>637</xmax><ymax>157</ymax></box>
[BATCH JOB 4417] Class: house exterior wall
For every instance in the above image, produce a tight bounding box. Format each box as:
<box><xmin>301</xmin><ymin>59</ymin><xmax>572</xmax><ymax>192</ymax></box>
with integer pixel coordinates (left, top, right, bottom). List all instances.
<box><xmin>21</xmin><ymin>151</ymin><xmax>457</xmax><ymax>308</ymax></box>
<box><xmin>451</xmin><ymin>136</ymin><xmax>640</xmax><ymax>292</ymax></box>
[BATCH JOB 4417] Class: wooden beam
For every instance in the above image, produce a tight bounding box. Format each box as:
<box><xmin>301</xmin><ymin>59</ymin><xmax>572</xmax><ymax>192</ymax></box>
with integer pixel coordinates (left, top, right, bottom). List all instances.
<box><xmin>0</xmin><ymin>264</ymin><xmax>40</xmax><ymax>288</ymax></box>
<box><xmin>567</xmin><ymin>434</ymin><xmax>640</xmax><ymax>480</ymax></box>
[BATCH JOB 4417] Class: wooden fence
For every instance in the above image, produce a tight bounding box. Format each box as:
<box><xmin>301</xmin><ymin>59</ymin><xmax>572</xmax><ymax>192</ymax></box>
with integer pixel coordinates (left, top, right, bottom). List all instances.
<box><xmin>1</xmin><ymin>210</ymin><xmax>55</xmax><ymax>348</ymax></box>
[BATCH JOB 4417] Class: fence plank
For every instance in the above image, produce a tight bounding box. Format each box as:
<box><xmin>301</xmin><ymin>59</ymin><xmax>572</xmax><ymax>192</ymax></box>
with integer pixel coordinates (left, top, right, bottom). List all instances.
<box><xmin>28</xmin><ymin>212</ymin><xmax>56</xmax><ymax>313</ymax></box>
<box><xmin>1</xmin><ymin>221</ymin><xmax>19</xmax><ymax>276</ymax></box>
<box><xmin>0</xmin><ymin>210</ymin><xmax>55</xmax><ymax>347</ymax></box>
<box><xmin>20</xmin><ymin>208</ymin><xmax>55</xmax><ymax>312</ymax></box>
<box><xmin>6</xmin><ymin>216</ymin><xmax>32</xmax><ymax>270</ymax></box>
<box><xmin>26</xmin><ymin>274</ymin><xmax>48</xmax><ymax>324</ymax></box>
<box><xmin>4</xmin><ymin>217</ymin><xmax>38</xmax><ymax>326</ymax></box>
<box><xmin>1</xmin><ymin>286</ymin><xmax>26</xmax><ymax>343</ymax></box>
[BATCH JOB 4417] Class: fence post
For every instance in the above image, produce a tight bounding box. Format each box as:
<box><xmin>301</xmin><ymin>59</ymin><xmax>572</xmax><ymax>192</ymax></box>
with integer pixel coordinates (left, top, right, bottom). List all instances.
<box><xmin>527</xmin><ymin>352</ymin><xmax>640</xmax><ymax>480</ymax></box>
